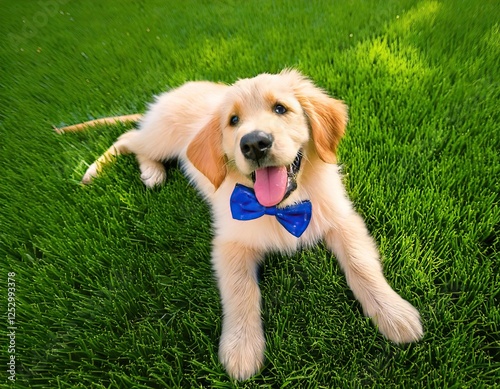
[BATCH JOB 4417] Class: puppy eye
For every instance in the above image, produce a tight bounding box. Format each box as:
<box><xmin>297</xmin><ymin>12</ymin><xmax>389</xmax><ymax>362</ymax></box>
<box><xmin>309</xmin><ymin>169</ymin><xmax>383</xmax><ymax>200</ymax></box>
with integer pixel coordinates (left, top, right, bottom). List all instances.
<box><xmin>229</xmin><ymin>115</ymin><xmax>239</xmax><ymax>126</ymax></box>
<box><xmin>274</xmin><ymin>104</ymin><xmax>287</xmax><ymax>115</ymax></box>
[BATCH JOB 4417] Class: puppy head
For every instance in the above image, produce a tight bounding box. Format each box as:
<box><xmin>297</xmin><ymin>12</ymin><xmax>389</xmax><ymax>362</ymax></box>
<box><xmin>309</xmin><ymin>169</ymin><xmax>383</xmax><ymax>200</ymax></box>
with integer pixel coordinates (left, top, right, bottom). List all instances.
<box><xmin>187</xmin><ymin>69</ymin><xmax>348</xmax><ymax>205</ymax></box>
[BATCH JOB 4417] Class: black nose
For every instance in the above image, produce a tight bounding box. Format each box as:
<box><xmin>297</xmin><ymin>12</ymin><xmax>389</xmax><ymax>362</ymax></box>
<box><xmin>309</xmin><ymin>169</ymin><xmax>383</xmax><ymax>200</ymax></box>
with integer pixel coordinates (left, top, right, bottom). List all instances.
<box><xmin>240</xmin><ymin>131</ymin><xmax>274</xmax><ymax>161</ymax></box>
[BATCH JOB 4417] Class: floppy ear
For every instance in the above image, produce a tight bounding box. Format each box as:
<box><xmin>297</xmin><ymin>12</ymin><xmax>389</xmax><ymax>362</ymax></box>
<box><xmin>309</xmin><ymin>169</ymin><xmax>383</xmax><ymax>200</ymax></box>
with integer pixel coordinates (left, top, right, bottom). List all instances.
<box><xmin>186</xmin><ymin>115</ymin><xmax>227</xmax><ymax>189</ymax></box>
<box><xmin>305</xmin><ymin>95</ymin><xmax>348</xmax><ymax>164</ymax></box>
<box><xmin>284</xmin><ymin>69</ymin><xmax>348</xmax><ymax>164</ymax></box>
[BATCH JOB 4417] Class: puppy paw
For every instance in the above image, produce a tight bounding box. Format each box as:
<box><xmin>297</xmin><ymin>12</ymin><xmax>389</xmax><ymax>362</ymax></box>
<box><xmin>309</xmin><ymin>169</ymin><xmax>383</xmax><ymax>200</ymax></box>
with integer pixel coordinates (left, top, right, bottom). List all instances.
<box><xmin>82</xmin><ymin>162</ymin><xmax>98</xmax><ymax>185</ymax></box>
<box><xmin>371</xmin><ymin>294</ymin><xmax>423</xmax><ymax>344</ymax></box>
<box><xmin>219</xmin><ymin>326</ymin><xmax>265</xmax><ymax>381</ymax></box>
<box><xmin>140</xmin><ymin>162</ymin><xmax>166</xmax><ymax>188</ymax></box>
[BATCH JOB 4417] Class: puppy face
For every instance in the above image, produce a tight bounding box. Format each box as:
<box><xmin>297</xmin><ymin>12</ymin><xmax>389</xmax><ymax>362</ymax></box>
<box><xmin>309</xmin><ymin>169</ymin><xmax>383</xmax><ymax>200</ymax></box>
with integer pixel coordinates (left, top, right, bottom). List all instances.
<box><xmin>218</xmin><ymin>74</ymin><xmax>310</xmax><ymax>206</ymax></box>
<box><xmin>221</xmin><ymin>74</ymin><xmax>309</xmax><ymax>175</ymax></box>
<box><xmin>187</xmin><ymin>69</ymin><xmax>348</xmax><ymax>206</ymax></box>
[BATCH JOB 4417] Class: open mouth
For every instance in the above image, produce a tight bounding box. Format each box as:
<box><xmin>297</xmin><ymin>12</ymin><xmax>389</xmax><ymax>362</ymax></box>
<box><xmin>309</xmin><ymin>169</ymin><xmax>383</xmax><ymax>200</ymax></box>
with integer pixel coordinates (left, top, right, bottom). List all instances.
<box><xmin>250</xmin><ymin>151</ymin><xmax>303</xmax><ymax>207</ymax></box>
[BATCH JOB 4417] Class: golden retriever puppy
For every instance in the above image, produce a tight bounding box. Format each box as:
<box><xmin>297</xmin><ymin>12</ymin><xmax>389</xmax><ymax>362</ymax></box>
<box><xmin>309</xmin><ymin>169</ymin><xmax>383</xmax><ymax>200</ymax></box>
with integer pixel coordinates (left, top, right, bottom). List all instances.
<box><xmin>58</xmin><ymin>69</ymin><xmax>423</xmax><ymax>380</ymax></box>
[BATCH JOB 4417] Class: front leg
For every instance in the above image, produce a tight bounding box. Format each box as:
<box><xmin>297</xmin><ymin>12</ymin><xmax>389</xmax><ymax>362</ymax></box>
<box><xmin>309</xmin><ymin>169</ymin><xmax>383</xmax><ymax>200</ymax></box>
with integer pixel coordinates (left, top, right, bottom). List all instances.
<box><xmin>212</xmin><ymin>239</ymin><xmax>265</xmax><ymax>381</ymax></box>
<box><xmin>325</xmin><ymin>211</ymin><xmax>423</xmax><ymax>343</ymax></box>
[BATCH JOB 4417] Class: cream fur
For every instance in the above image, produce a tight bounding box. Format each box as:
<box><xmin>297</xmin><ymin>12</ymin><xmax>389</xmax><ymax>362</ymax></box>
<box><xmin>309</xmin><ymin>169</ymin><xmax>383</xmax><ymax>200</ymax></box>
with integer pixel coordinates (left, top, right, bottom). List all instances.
<box><xmin>61</xmin><ymin>69</ymin><xmax>423</xmax><ymax>381</ymax></box>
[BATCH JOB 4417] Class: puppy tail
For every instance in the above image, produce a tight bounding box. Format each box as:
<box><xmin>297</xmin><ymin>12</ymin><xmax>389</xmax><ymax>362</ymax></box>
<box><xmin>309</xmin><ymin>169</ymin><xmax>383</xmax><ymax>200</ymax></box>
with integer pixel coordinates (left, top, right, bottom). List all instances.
<box><xmin>54</xmin><ymin>114</ymin><xmax>143</xmax><ymax>134</ymax></box>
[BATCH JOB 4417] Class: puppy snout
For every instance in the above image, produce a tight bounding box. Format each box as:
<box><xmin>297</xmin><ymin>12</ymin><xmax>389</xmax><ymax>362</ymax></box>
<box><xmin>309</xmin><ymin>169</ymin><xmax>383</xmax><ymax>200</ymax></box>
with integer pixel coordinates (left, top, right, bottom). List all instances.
<box><xmin>240</xmin><ymin>131</ymin><xmax>274</xmax><ymax>161</ymax></box>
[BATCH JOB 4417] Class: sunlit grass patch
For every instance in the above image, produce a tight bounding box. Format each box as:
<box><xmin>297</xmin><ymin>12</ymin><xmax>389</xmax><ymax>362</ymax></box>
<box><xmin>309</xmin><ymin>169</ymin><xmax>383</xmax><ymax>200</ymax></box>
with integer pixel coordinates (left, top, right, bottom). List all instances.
<box><xmin>1</xmin><ymin>0</ymin><xmax>499</xmax><ymax>387</ymax></box>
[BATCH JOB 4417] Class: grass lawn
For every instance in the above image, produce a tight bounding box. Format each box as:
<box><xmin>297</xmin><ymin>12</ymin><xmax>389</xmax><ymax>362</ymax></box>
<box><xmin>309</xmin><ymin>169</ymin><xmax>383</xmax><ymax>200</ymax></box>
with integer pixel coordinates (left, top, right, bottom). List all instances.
<box><xmin>1</xmin><ymin>0</ymin><xmax>499</xmax><ymax>387</ymax></box>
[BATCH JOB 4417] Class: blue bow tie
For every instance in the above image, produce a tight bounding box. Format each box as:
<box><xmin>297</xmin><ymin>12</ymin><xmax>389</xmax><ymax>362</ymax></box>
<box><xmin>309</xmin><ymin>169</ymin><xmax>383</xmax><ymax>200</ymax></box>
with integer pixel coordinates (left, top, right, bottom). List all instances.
<box><xmin>230</xmin><ymin>184</ymin><xmax>312</xmax><ymax>238</ymax></box>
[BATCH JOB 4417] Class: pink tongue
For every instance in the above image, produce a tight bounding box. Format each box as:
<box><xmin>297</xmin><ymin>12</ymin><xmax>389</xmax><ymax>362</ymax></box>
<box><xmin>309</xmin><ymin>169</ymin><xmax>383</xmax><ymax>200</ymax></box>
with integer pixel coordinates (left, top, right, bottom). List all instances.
<box><xmin>254</xmin><ymin>166</ymin><xmax>288</xmax><ymax>207</ymax></box>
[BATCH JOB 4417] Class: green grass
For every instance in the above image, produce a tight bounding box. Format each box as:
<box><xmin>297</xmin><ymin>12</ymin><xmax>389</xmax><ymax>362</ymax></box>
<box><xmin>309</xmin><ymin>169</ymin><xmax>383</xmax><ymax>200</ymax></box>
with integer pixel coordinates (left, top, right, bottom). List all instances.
<box><xmin>1</xmin><ymin>0</ymin><xmax>499</xmax><ymax>387</ymax></box>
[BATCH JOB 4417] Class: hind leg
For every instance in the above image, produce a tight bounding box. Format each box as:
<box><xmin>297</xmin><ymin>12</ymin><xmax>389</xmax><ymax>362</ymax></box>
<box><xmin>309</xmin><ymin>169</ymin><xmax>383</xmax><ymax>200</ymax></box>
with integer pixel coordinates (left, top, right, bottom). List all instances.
<box><xmin>82</xmin><ymin>130</ymin><xmax>138</xmax><ymax>184</ymax></box>
<box><xmin>82</xmin><ymin>129</ymin><xmax>167</xmax><ymax>187</ymax></box>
